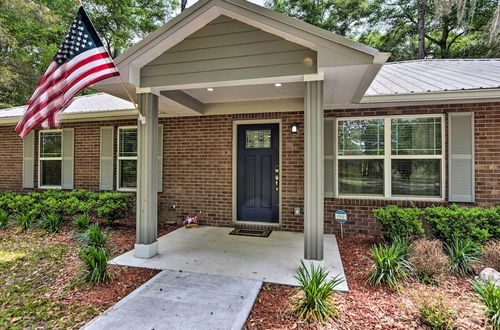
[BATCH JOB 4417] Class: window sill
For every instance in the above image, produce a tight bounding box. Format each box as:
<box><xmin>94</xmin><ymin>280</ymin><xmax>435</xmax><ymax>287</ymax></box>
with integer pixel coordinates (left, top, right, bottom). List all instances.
<box><xmin>333</xmin><ymin>195</ymin><xmax>445</xmax><ymax>202</ymax></box>
<box><xmin>117</xmin><ymin>188</ymin><xmax>137</xmax><ymax>192</ymax></box>
<box><xmin>39</xmin><ymin>186</ymin><xmax>62</xmax><ymax>190</ymax></box>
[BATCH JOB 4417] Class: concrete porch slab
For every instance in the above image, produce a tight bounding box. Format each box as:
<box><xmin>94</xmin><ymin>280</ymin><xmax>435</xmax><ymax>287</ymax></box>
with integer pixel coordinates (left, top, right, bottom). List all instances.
<box><xmin>83</xmin><ymin>270</ymin><xmax>262</xmax><ymax>330</ymax></box>
<box><xmin>111</xmin><ymin>226</ymin><xmax>348</xmax><ymax>291</ymax></box>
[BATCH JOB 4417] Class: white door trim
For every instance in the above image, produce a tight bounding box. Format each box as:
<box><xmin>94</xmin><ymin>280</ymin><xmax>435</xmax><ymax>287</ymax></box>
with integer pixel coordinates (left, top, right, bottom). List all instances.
<box><xmin>232</xmin><ymin>119</ymin><xmax>282</xmax><ymax>225</ymax></box>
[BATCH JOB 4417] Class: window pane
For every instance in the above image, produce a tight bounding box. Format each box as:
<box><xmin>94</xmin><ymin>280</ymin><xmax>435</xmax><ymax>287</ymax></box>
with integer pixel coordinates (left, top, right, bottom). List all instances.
<box><xmin>119</xmin><ymin>128</ymin><xmax>138</xmax><ymax>157</ymax></box>
<box><xmin>40</xmin><ymin>132</ymin><xmax>62</xmax><ymax>157</ymax></box>
<box><xmin>392</xmin><ymin>159</ymin><xmax>441</xmax><ymax>197</ymax></box>
<box><xmin>338</xmin><ymin>159</ymin><xmax>384</xmax><ymax>195</ymax></box>
<box><xmin>246</xmin><ymin>130</ymin><xmax>271</xmax><ymax>149</ymax></box>
<box><xmin>120</xmin><ymin>160</ymin><xmax>137</xmax><ymax>188</ymax></box>
<box><xmin>391</xmin><ymin>117</ymin><xmax>442</xmax><ymax>155</ymax></box>
<box><xmin>40</xmin><ymin>160</ymin><xmax>62</xmax><ymax>186</ymax></box>
<box><xmin>338</xmin><ymin>119</ymin><xmax>384</xmax><ymax>156</ymax></box>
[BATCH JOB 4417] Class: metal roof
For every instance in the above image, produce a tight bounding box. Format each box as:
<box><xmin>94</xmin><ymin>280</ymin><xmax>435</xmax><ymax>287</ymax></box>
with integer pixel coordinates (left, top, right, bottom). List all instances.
<box><xmin>366</xmin><ymin>59</ymin><xmax>500</xmax><ymax>96</ymax></box>
<box><xmin>0</xmin><ymin>93</ymin><xmax>134</xmax><ymax>118</ymax></box>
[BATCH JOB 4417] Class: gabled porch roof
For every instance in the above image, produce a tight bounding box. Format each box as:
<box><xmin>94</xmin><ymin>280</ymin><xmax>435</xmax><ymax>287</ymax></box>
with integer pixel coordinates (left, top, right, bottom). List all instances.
<box><xmin>93</xmin><ymin>0</ymin><xmax>390</xmax><ymax>114</ymax></box>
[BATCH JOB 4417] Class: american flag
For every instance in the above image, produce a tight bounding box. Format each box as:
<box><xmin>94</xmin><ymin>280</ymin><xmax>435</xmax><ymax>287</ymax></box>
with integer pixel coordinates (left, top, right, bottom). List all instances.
<box><xmin>16</xmin><ymin>7</ymin><xmax>119</xmax><ymax>138</ymax></box>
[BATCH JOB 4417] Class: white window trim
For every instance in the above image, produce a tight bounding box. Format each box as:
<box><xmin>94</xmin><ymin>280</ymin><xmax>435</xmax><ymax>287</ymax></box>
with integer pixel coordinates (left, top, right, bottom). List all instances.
<box><xmin>334</xmin><ymin>114</ymin><xmax>445</xmax><ymax>201</ymax></box>
<box><xmin>38</xmin><ymin>129</ymin><xmax>63</xmax><ymax>189</ymax></box>
<box><xmin>117</xmin><ymin>126</ymin><xmax>138</xmax><ymax>192</ymax></box>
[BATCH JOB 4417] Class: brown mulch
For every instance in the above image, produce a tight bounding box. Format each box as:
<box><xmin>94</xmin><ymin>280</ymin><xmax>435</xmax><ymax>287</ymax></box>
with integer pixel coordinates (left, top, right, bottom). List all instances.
<box><xmin>245</xmin><ymin>234</ymin><xmax>487</xmax><ymax>330</ymax></box>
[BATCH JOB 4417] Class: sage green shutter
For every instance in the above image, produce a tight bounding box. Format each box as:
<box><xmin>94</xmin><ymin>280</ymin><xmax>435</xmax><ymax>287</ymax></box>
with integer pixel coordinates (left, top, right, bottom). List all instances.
<box><xmin>157</xmin><ymin>124</ymin><xmax>164</xmax><ymax>192</ymax></box>
<box><xmin>61</xmin><ymin>128</ymin><xmax>74</xmax><ymax>190</ymax></box>
<box><xmin>324</xmin><ymin>118</ymin><xmax>334</xmax><ymax>197</ymax></box>
<box><xmin>448</xmin><ymin>112</ymin><xmax>474</xmax><ymax>202</ymax></box>
<box><xmin>22</xmin><ymin>131</ymin><xmax>35</xmax><ymax>188</ymax></box>
<box><xmin>100</xmin><ymin>127</ymin><xmax>114</xmax><ymax>190</ymax></box>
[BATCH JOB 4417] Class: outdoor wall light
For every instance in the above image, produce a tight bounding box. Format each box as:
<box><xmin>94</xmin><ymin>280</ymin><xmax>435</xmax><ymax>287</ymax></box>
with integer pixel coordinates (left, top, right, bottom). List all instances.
<box><xmin>291</xmin><ymin>123</ymin><xmax>299</xmax><ymax>134</ymax></box>
<box><xmin>207</xmin><ymin>88</ymin><xmax>214</xmax><ymax>92</ymax></box>
<box><xmin>274</xmin><ymin>83</ymin><xmax>282</xmax><ymax>87</ymax></box>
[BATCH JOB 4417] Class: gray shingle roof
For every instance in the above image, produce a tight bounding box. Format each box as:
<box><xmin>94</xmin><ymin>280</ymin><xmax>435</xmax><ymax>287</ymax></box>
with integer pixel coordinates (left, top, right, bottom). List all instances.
<box><xmin>366</xmin><ymin>59</ymin><xmax>500</xmax><ymax>96</ymax></box>
<box><xmin>0</xmin><ymin>93</ymin><xmax>134</xmax><ymax>118</ymax></box>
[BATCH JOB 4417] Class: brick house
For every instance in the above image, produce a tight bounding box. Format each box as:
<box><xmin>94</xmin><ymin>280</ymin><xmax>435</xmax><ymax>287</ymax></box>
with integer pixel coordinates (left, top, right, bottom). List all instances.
<box><xmin>0</xmin><ymin>0</ymin><xmax>499</xmax><ymax>262</ymax></box>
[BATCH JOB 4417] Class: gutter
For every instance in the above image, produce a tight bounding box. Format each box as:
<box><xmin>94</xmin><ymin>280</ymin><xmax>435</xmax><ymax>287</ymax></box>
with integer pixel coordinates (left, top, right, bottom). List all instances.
<box><xmin>361</xmin><ymin>88</ymin><xmax>500</xmax><ymax>104</ymax></box>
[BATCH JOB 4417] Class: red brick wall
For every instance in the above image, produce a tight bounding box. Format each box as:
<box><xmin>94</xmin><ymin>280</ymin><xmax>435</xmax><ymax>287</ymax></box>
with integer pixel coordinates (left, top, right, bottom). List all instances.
<box><xmin>0</xmin><ymin>101</ymin><xmax>498</xmax><ymax>235</ymax></box>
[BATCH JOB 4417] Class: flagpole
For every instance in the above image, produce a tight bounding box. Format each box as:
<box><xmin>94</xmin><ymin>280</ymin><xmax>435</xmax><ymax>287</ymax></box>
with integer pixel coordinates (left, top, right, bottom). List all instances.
<box><xmin>77</xmin><ymin>0</ymin><xmax>145</xmax><ymax>124</ymax></box>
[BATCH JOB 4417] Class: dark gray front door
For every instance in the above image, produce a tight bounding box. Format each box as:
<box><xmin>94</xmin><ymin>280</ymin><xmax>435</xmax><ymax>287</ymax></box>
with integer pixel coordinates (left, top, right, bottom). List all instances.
<box><xmin>237</xmin><ymin>124</ymin><xmax>279</xmax><ymax>222</ymax></box>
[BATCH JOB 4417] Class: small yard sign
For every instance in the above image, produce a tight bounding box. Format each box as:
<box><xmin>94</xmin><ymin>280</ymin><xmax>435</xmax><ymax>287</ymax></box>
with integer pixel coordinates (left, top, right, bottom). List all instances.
<box><xmin>335</xmin><ymin>210</ymin><xmax>347</xmax><ymax>238</ymax></box>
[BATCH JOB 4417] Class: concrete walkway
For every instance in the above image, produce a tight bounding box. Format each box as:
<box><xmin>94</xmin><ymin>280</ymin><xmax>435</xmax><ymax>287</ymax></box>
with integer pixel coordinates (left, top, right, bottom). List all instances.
<box><xmin>111</xmin><ymin>226</ymin><xmax>348</xmax><ymax>291</ymax></box>
<box><xmin>83</xmin><ymin>270</ymin><xmax>262</xmax><ymax>330</ymax></box>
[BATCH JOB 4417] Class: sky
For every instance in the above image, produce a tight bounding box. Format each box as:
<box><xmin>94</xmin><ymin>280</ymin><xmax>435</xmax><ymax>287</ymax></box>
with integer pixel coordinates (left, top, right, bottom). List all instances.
<box><xmin>186</xmin><ymin>0</ymin><xmax>266</xmax><ymax>7</ymax></box>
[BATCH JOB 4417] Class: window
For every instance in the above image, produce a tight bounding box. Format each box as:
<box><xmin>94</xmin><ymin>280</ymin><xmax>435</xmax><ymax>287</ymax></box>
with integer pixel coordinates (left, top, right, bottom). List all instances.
<box><xmin>336</xmin><ymin>115</ymin><xmax>444</xmax><ymax>199</ymax></box>
<box><xmin>117</xmin><ymin>127</ymin><xmax>138</xmax><ymax>190</ymax></box>
<box><xmin>246</xmin><ymin>130</ymin><xmax>271</xmax><ymax>149</ymax></box>
<box><xmin>39</xmin><ymin>130</ymin><xmax>62</xmax><ymax>187</ymax></box>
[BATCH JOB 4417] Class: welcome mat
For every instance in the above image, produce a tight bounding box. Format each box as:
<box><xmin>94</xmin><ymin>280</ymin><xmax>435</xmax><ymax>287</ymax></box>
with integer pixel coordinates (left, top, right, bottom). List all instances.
<box><xmin>229</xmin><ymin>228</ymin><xmax>272</xmax><ymax>237</ymax></box>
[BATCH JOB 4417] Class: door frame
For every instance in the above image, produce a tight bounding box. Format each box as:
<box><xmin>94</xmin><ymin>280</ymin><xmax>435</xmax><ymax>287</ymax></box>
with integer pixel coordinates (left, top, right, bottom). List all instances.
<box><xmin>232</xmin><ymin>119</ymin><xmax>282</xmax><ymax>225</ymax></box>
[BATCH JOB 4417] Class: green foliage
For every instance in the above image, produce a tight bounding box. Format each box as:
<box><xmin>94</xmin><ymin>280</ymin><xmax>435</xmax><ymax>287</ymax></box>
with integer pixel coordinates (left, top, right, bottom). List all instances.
<box><xmin>471</xmin><ymin>280</ymin><xmax>500</xmax><ymax>329</ymax></box>
<box><xmin>293</xmin><ymin>261</ymin><xmax>344</xmax><ymax>322</ymax></box>
<box><xmin>39</xmin><ymin>213</ymin><xmax>62</xmax><ymax>233</ymax></box>
<box><xmin>367</xmin><ymin>238</ymin><xmax>412</xmax><ymax>289</ymax></box>
<box><xmin>79</xmin><ymin>224</ymin><xmax>108</xmax><ymax>248</ymax></box>
<box><xmin>0</xmin><ymin>210</ymin><xmax>9</xmax><ymax>229</ymax></box>
<box><xmin>444</xmin><ymin>238</ymin><xmax>481</xmax><ymax>275</ymax></box>
<box><xmin>425</xmin><ymin>205</ymin><xmax>500</xmax><ymax>244</ymax></box>
<box><xmin>419</xmin><ymin>296</ymin><xmax>456</xmax><ymax>329</ymax></box>
<box><xmin>74</xmin><ymin>213</ymin><xmax>92</xmax><ymax>230</ymax></box>
<box><xmin>96</xmin><ymin>193</ymin><xmax>129</xmax><ymax>223</ymax></box>
<box><xmin>16</xmin><ymin>213</ymin><xmax>34</xmax><ymax>232</ymax></box>
<box><xmin>79</xmin><ymin>246</ymin><xmax>111</xmax><ymax>283</ymax></box>
<box><xmin>373</xmin><ymin>205</ymin><xmax>424</xmax><ymax>240</ymax></box>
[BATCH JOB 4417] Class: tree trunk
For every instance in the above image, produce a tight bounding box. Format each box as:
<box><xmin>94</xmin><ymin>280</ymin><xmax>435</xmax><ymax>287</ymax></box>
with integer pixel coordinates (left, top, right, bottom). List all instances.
<box><xmin>181</xmin><ymin>0</ymin><xmax>188</xmax><ymax>11</ymax></box>
<box><xmin>417</xmin><ymin>0</ymin><xmax>425</xmax><ymax>59</ymax></box>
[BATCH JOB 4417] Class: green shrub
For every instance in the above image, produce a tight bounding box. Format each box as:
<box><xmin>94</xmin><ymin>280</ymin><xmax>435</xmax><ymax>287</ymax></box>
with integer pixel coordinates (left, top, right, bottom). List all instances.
<box><xmin>0</xmin><ymin>210</ymin><xmax>9</xmax><ymax>229</ymax></box>
<box><xmin>471</xmin><ymin>280</ymin><xmax>500</xmax><ymax>329</ymax></box>
<box><xmin>39</xmin><ymin>213</ymin><xmax>62</xmax><ymax>233</ymax></box>
<box><xmin>74</xmin><ymin>213</ymin><xmax>92</xmax><ymax>230</ymax></box>
<box><xmin>79</xmin><ymin>223</ymin><xmax>108</xmax><ymax>248</ymax></box>
<box><xmin>293</xmin><ymin>261</ymin><xmax>344</xmax><ymax>322</ymax></box>
<box><xmin>79</xmin><ymin>246</ymin><xmax>111</xmax><ymax>283</ymax></box>
<box><xmin>444</xmin><ymin>238</ymin><xmax>481</xmax><ymax>275</ymax></box>
<box><xmin>419</xmin><ymin>296</ymin><xmax>456</xmax><ymax>329</ymax></box>
<box><xmin>367</xmin><ymin>238</ymin><xmax>412</xmax><ymax>289</ymax></box>
<box><xmin>424</xmin><ymin>205</ymin><xmax>500</xmax><ymax>244</ymax></box>
<box><xmin>96</xmin><ymin>193</ymin><xmax>129</xmax><ymax>222</ymax></box>
<box><xmin>16</xmin><ymin>213</ymin><xmax>34</xmax><ymax>231</ymax></box>
<box><xmin>372</xmin><ymin>205</ymin><xmax>424</xmax><ymax>240</ymax></box>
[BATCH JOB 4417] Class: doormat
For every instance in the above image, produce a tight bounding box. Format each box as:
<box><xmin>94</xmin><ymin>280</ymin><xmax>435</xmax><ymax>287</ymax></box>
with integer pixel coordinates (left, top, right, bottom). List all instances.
<box><xmin>229</xmin><ymin>228</ymin><xmax>272</xmax><ymax>237</ymax></box>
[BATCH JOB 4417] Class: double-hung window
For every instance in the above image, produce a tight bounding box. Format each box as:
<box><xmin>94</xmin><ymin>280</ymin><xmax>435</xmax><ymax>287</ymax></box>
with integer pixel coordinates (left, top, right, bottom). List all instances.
<box><xmin>336</xmin><ymin>115</ymin><xmax>444</xmax><ymax>199</ymax></box>
<box><xmin>39</xmin><ymin>130</ymin><xmax>63</xmax><ymax>188</ymax></box>
<box><xmin>117</xmin><ymin>127</ymin><xmax>138</xmax><ymax>190</ymax></box>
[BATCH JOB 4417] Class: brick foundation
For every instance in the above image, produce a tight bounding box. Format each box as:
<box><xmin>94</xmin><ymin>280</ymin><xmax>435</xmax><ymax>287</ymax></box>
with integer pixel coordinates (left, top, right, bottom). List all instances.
<box><xmin>0</xmin><ymin>101</ymin><xmax>498</xmax><ymax>235</ymax></box>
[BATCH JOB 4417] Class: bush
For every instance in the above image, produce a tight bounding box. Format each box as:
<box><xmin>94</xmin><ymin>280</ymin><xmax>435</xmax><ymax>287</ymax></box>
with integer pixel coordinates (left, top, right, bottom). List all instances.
<box><xmin>372</xmin><ymin>205</ymin><xmax>424</xmax><ymax>240</ymax></box>
<box><xmin>79</xmin><ymin>223</ymin><xmax>108</xmax><ymax>248</ymax></box>
<box><xmin>293</xmin><ymin>261</ymin><xmax>344</xmax><ymax>322</ymax></box>
<box><xmin>367</xmin><ymin>238</ymin><xmax>412</xmax><ymax>289</ymax></box>
<box><xmin>424</xmin><ymin>205</ymin><xmax>500</xmax><ymax>244</ymax></box>
<box><xmin>96</xmin><ymin>193</ymin><xmax>129</xmax><ymax>223</ymax></box>
<box><xmin>471</xmin><ymin>280</ymin><xmax>500</xmax><ymax>329</ymax></box>
<box><xmin>419</xmin><ymin>295</ymin><xmax>456</xmax><ymax>329</ymax></box>
<box><xmin>74</xmin><ymin>213</ymin><xmax>92</xmax><ymax>230</ymax></box>
<box><xmin>16</xmin><ymin>213</ymin><xmax>34</xmax><ymax>231</ymax></box>
<box><xmin>482</xmin><ymin>241</ymin><xmax>500</xmax><ymax>271</ymax></box>
<box><xmin>409</xmin><ymin>239</ymin><xmax>450</xmax><ymax>283</ymax></box>
<box><xmin>444</xmin><ymin>238</ymin><xmax>481</xmax><ymax>275</ymax></box>
<box><xmin>0</xmin><ymin>210</ymin><xmax>9</xmax><ymax>229</ymax></box>
<box><xmin>39</xmin><ymin>213</ymin><xmax>62</xmax><ymax>233</ymax></box>
<box><xmin>79</xmin><ymin>246</ymin><xmax>111</xmax><ymax>283</ymax></box>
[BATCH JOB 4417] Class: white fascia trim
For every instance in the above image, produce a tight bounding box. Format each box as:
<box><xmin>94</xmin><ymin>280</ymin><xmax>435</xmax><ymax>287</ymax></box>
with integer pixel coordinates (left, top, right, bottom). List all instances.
<box><xmin>0</xmin><ymin>110</ymin><xmax>138</xmax><ymax>126</ymax></box>
<box><xmin>304</xmin><ymin>72</ymin><xmax>324</xmax><ymax>81</ymax></box>
<box><xmin>361</xmin><ymin>89</ymin><xmax>500</xmax><ymax>104</ymax></box>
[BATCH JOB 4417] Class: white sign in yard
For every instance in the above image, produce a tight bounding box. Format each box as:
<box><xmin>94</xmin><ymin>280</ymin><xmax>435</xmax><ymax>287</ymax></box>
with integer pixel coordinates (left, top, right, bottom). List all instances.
<box><xmin>335</xmin><ymin>210</ymin><xmax>347</xmax><ymax>238</ymax></box>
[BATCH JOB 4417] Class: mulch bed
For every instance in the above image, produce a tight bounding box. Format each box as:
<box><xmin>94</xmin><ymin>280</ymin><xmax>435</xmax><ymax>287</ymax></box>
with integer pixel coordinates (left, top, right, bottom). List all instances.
<box><xmin>245</xmin><ymin>234</ymin><xmax>487</xmax><ymax>330</ymax></box>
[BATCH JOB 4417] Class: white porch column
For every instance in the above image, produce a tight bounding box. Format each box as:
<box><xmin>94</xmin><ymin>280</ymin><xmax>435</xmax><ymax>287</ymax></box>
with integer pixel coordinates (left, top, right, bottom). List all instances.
<box><xmin>135</xmin><ymin>92</ymin><xmax>159</xmax><ymax>258</ymax></box>
<box><xmin>304</xmin><ymin>79</ymin><xmax>324</xmax><ymax>261</ymax></box>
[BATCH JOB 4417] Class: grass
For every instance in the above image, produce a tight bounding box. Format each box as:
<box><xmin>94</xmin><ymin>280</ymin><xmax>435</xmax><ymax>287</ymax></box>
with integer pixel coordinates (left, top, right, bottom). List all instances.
<box><xmin>0</xmin><ymin>233</ymin><xmax>100</xmax><ymax>328</ymax></box>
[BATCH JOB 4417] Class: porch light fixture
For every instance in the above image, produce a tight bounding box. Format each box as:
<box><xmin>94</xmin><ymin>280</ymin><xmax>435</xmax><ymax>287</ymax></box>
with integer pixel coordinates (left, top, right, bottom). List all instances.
<box><xmin>291</xmin><ymin>123</ymin><xmax>299</xmax><ymax>134</ymax></box>
<box><xmin>274</xmin><ymin>83</ymin><xmax>282</xmax><ymax>87</ymax></box>
<box><xmin>207</xmin><ymin>88</ymin><xmax>214</xmax><ymax>92</ymax></box>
